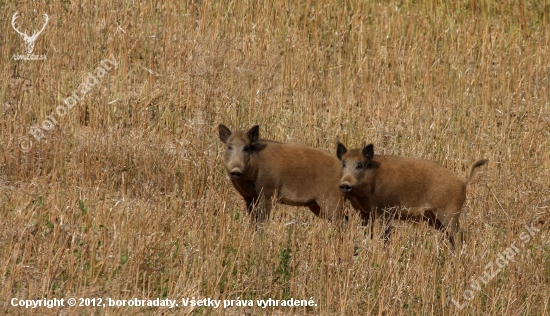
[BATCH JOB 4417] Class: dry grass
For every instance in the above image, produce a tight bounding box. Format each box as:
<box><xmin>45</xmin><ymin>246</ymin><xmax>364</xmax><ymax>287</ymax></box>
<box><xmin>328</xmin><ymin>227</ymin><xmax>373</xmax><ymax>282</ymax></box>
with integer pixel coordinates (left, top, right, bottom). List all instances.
<box><xmin>1</xmin><ymin>0</ymin><xmax>550</xmax><ymax>315</ymax></box>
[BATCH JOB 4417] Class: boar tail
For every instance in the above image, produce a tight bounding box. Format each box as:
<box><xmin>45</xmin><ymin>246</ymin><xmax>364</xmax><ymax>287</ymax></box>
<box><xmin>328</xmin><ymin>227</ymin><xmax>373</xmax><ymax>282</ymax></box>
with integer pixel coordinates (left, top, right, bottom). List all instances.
<box><xmin>464</xmin><ymin>159</ymin><xmax>488</xmax><ymax>186</ymax></box>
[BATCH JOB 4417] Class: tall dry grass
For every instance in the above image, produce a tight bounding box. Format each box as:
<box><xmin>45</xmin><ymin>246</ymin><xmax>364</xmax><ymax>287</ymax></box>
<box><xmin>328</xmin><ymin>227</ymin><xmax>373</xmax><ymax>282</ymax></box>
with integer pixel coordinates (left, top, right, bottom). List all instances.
<box><xmin>1</xmin><ymin>0</ymin><xmax>549</xmax><ymax>315</ymax></box>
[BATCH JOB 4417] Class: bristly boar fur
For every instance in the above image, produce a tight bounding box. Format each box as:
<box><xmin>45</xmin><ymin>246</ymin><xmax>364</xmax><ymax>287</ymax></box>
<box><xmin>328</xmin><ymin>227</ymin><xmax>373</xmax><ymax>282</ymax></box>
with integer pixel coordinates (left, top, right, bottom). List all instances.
<box><xmin>337</xmin><ymin>142</ymin><xmax>488</xmax><ymax>250</ymax></box>
<box><xmin>218</xmin><ymin>124</ymin><xmax>345</xmax><ymax>225</ymax></box>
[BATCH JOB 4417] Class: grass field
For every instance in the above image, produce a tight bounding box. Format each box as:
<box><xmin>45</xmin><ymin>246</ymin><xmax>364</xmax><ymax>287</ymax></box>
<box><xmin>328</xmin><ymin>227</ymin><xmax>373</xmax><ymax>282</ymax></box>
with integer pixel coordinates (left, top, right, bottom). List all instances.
<box><xmin>1</xmin><ymin>0</ymin><xmax>550</xmax><ymax>314</ymax></box>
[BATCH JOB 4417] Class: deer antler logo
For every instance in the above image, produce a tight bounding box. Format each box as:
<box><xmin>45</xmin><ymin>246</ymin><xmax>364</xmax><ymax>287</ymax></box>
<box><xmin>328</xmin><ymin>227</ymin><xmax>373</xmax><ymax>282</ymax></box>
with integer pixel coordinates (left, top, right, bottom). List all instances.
<box><xmin>11</xmin><ymin>12</ymin><xmax>49</xmax><ymax>55</ymax></box>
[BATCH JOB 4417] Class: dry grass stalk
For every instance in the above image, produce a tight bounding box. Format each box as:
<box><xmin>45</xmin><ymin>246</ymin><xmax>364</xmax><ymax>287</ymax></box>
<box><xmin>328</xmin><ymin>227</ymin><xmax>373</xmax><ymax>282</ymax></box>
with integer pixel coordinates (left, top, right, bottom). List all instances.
<box><xmin>1</xmin><ymin>1</ymin><xmax>549</xmax><ymax>315</ymax></box>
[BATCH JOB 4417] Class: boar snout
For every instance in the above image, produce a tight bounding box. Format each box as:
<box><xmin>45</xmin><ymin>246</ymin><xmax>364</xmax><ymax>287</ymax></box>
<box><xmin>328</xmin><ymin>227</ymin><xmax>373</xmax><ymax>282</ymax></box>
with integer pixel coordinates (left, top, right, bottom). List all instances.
<box><xmin>339</xmin><ymin>173</ymin><xmax>357</xmax><ymax>193</ymax></box>
<box><xmin>339</xmin><ymin>182</ymin><xmax>352</xmax><ymax>193</ymax></box>
<box><xmin>229</xmin><ymin>168</ymin><xmax>243</xmax><ymax>178</ymax></box>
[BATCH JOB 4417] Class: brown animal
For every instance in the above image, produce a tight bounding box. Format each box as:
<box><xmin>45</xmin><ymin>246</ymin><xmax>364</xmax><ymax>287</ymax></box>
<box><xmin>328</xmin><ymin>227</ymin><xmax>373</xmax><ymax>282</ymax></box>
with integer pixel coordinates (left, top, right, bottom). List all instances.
<box><xmin>218</xmin><ymin>124</ymin><xmax>345</xmax><ymax>224</ymax></box>
<box><xmin>336</xmin><ymin>142</ymin><xmax>488</xmax><ymax>249</ymax></box>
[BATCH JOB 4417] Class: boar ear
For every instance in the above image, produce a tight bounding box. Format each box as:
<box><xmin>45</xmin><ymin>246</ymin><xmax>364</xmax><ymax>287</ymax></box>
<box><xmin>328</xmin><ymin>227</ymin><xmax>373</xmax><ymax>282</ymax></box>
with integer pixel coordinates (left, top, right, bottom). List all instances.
<box><xmin>247</xmin><ymin>125</ymin><xmax>260</xmax><ymax>143</ymax></box>
<box><xmin>336</xmin><ymin>142</ymin><xmax>347</xmax><ymax>160</ymax></box>
<box><xmin>362</xmin><ymin>143</ymin><xmax>374</xmax><ymax>160</ymax></box>
<box><xmin>218</xmin><ymin>124</ymin><xmax>232</xmax><ymax>143</ymax></box>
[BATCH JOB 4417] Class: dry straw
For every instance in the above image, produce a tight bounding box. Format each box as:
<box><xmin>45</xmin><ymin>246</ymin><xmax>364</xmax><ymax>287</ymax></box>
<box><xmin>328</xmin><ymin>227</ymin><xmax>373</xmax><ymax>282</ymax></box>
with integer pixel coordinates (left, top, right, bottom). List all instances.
<box><xmin>1</xmin><ymin>1</ymin><xmax>549</xmax><ymax>315</ymax></box>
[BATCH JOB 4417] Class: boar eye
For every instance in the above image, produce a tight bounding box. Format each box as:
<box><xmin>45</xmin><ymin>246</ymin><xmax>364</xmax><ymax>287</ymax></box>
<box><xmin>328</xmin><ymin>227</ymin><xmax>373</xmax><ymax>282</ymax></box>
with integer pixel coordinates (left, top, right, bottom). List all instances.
<box><xmin>227</xmin><ymin>145</ymin><xmax>233</xmax><ymax>150</ymax></box>
<box><xmin>243</xmin><ymin>145</ymin><xmax>250</xmax><ymax>152</ymax></box>
<box><xmin>342</xmin><ymin>161</ymin><xmax>347</xmax><ymax>168</ymax></box>
<box><xmin>356</xmin><ymin>162</ymin><xmax>363</xmax><ymax>169</ymax></box>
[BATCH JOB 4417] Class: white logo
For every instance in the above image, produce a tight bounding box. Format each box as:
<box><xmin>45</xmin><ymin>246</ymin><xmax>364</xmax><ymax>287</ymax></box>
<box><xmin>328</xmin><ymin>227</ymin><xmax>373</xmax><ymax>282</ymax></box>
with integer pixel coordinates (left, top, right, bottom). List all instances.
<box><xmin>11</xmin><ymin>11</ymin><xmax>49</xmax><ymax>60</ymax></box>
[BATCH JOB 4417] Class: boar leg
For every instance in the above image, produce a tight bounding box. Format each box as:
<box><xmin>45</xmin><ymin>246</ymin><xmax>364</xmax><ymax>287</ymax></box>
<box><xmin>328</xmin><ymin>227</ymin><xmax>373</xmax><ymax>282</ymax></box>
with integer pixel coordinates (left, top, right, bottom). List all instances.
<box><xmin>250</xmin><ymin>191</ymin><xmax>273</xmax><ymax>225</ymax></box>
<box><xmin>435</xmin><ymin>210</ymin><xmax>460</xmax><ymax>251</ymax></box>
<box><xmin>307</xmin><ymin>202</ymin><xmax>321</xmax><ymax>217</ymax></box>
<box><xmin>244</xmin><ymin>196</ymin><xmax>270</xmax><ymax>225</ymax></box>
<box><xmin>245</xmin><ymin>197</ymin><xmax>261</xmax><ymax>226</ymax></box>
<box><xmin>445</xmin><ymin>218</ymin><xmax>459</xmax><ymax>251</ymax></box>
<box><xmin>380</xmin><ymin>208</ymin><xmax>395</xmax><ymax>244</ymax></box>
<box><xmin>424</xmin><ymin>210</ymin><xmax>442</xmax><ymax>230</ymax></box>
<box><xmin>245</xmin><ymin>197</ymin><xmax>256</xmax><ymax>213</ymax></box>
<box><xmin>423</xmin><ymin>210</ymin><xmax>454</xmax><ymax>250</ymax></box>
<box><xmin>383</xmin><ymin>222</ymin><xmax>393</xmax><ymax>244</ymax></box>
<box><xmin>347</xmin><ymin>197</ymin><xmax>375</xmax><ymax>237</ymax></box>
<box><xmin>322</xmin><ymin>198</ymin><xmax>345</xmax><ymax>222</ymax></box>
<box><xmin>358</xmin><ymin>210</ymin><xmax>376</xmax><ymax>239</ymax></box>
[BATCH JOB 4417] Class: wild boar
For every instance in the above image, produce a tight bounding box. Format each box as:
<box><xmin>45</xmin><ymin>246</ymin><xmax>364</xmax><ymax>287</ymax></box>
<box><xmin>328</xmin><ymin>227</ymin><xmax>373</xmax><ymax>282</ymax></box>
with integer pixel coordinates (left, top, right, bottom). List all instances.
<box><xmin>218</xmin><ymin>124</ymin><xmax>345</xmax><ymax>225</ymax></box>
<box><xmin>336</xmin><ymin>142</ymin><xmax>488</xmax><ymax>249</ymax></box>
